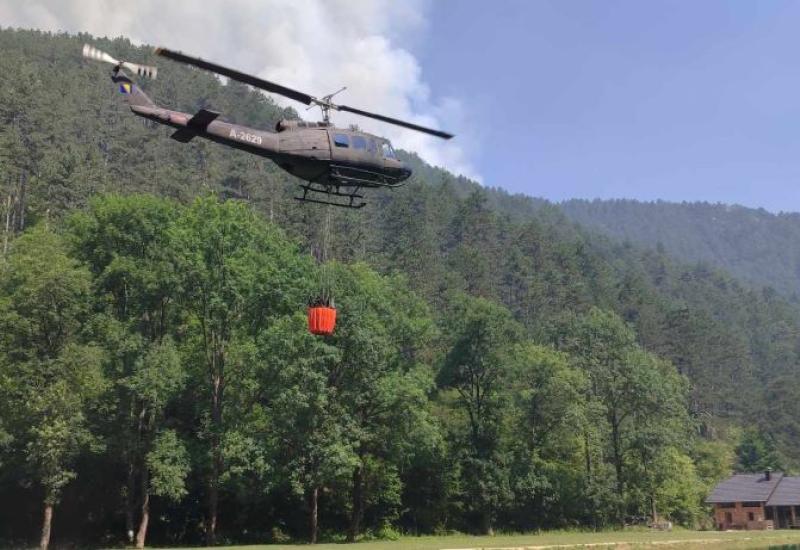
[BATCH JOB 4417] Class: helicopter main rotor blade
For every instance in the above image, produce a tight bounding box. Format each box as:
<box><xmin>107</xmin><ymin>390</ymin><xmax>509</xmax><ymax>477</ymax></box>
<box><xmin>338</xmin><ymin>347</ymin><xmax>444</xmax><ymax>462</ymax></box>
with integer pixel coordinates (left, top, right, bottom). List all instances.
<box><xmin>337</xmin><ymin>105</ymin><xmax>454</xmax><ymax>139</ymax></box>
<box><xmin>155</xmin><ymin>47</ymin><xmax>454</xmax><ymax>139</ymax></box>
<box><xmin>154</xmin><ymin>47</ymin><xmax>313</xmax><ymax>105</ymax></box>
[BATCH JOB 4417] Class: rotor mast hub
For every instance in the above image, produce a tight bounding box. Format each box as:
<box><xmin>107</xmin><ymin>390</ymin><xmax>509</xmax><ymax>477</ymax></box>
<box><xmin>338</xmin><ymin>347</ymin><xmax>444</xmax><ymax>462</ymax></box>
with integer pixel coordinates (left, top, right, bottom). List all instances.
<box><xmin>310</xmin><ymin>86</ymin><xmax>346</xmax><ymax>123</ymax></box>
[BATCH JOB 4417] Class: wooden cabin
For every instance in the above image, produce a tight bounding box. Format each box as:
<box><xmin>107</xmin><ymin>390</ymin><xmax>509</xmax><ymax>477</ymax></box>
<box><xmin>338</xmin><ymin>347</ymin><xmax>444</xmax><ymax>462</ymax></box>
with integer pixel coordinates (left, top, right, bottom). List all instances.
<box><xmin>707</xmin><ymin>471</ymin><xmax>800</xmax><ymax>530</ymax></box>
<box><xmin>766</xmin><ymin>475</ymin><xmax>800</xmax><ymax>529</ymax></box>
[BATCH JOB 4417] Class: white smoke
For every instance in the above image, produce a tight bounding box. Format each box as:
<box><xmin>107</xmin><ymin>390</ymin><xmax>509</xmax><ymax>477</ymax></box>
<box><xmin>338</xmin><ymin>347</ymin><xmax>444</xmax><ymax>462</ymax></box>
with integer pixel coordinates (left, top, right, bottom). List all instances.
<box><xmin>0</xmin><ymin>0</ymin><xmax>479</xmax><ymax>180</ymax></box>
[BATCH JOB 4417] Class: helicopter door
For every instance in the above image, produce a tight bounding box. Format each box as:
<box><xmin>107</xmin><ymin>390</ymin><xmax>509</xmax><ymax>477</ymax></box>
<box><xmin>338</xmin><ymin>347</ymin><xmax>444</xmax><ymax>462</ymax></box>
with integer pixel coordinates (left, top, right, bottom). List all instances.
<box><xmin>350</xmin><ymin>135</ymin><xmax>370</xmax><ymax>159</ymax></box>
<box><xmin>330</xmin><ymin>132</ymin><xmax>372</xmax><ymax>164</ymax></box>
<box><xmin>279</xmin><ymin>129</ymin><xmax>331</xmax><ymax>160</ymax></box>
<box><xmin>329</xmin><ymin>131</ymin><xmax>352</xmax><ymax>163</ymax></box>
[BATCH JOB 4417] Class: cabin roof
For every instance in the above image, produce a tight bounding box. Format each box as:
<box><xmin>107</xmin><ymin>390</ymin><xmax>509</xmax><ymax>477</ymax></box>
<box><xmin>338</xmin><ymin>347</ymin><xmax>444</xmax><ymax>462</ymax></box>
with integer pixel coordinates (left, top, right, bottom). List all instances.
<box><xmin>766</xmin><ymin>476</ymin><xmax>800</xmax><ymax>506</ymax></box>
<box><xmin>706</xmin><ymin>473</ymin><xmax>784</xmax><ymax>503</ymax></box>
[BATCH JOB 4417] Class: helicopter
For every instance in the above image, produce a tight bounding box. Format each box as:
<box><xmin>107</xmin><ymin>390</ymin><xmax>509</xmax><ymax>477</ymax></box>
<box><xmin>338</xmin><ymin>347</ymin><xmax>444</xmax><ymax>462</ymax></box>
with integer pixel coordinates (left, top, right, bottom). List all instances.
<box><xmin>83</xmin><ymin>44</ymin><xmax>454</xmax><ymax>208</ymax></box>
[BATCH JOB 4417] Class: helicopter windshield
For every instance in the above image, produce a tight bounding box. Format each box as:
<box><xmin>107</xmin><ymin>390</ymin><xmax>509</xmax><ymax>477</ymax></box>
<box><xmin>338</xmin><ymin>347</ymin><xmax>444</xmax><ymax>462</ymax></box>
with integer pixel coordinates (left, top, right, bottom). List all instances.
<box><xmin>381</xmin><ymin>141</ymin><xmax>397</xmax><ymax>159</ymax></box>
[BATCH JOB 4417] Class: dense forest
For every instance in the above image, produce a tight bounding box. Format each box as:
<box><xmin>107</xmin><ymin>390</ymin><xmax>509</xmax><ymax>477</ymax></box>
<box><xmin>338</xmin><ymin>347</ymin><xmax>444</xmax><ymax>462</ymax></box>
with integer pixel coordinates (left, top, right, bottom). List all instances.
<box><xmin>562</xmin><ymin>198</ymin><xmax>800</xmax><ymax>298</ymax></box>
<box><xmin>1</xmin><ymin>28</ymin><xmax>800</xmax><ymax>549</ymax></box>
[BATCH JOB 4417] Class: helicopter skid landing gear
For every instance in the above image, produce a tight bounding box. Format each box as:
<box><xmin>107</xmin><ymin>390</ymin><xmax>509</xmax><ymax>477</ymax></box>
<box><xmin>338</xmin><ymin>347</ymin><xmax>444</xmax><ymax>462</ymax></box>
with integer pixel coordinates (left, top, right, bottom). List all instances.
<box><xmin>294</xmin><ymin>184</ymin><xmax>366</xmax><ymax>209</ymax></box>
<box><xmin>328</xmin><ymin>163</ymin><xmax>406</xmax><ymax>188</ymax></box>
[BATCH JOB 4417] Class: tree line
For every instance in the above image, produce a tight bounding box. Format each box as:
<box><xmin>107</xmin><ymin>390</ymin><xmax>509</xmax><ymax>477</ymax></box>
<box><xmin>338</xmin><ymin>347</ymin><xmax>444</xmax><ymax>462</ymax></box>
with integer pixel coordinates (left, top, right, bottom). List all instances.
<box><xmin>1</xmin><ymin>194</ymin><xmax>711</xmax><ymax>549</ymax></box>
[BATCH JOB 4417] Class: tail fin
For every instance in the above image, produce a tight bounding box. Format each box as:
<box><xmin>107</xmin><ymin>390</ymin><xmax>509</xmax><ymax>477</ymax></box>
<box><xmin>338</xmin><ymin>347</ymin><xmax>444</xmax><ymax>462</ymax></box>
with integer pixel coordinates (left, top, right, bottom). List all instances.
<box><xmin>111</xmin><ymin>70</ymin><xmax>155</xmax><ymax>108</ymax></box>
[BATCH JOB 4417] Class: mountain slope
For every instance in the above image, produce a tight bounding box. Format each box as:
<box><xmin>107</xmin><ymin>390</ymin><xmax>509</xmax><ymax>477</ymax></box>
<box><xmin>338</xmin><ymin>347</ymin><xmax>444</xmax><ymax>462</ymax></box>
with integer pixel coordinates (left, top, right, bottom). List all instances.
<box><xmin>561</xmin><ymin>198</ymin><xmax>800</xmax><ymax>298</ymax></box>
<box><xmin>1</xmin><ymin>28</ymin><xmax>798</xmax><ymax>438</ymax></box>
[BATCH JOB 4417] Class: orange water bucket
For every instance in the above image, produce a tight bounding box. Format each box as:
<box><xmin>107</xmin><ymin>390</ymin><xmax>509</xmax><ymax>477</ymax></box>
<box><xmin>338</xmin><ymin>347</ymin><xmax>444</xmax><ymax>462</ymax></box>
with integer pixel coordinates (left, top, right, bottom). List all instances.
<box><xmin>308</xmin><ymin>306</ymin><xmax>336</xmax><ymax>336</ymax></box>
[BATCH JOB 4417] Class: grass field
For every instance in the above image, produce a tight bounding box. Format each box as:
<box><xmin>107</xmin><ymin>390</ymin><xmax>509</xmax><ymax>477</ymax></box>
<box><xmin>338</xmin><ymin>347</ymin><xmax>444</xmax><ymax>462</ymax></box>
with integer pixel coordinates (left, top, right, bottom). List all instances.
<box><xmin>162</xmin><ymin>530</ymin><xmax>800</xmax><ymax>550</ymax></box>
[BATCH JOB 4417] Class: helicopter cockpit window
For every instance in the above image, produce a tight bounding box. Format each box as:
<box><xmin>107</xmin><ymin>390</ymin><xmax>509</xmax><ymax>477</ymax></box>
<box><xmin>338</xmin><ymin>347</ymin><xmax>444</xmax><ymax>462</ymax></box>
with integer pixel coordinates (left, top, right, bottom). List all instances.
<box><xmin>381</xmin><ymin>142</ymin><xmax>397</xmax><ymax>159</ymax></box>
<box><xmin>367</xmin><ymin>138</ymin><xmax>377</xmax><ymax>154</ymax></box>
<box><xmin>352</xmin><ymin>135</ymin><xmax>367</xmax><ymax>150</ymax></box>
<box><xmin>334</xmin><ymin>134</ymin><xmax>349</xmax><ymax>148</ymax></box>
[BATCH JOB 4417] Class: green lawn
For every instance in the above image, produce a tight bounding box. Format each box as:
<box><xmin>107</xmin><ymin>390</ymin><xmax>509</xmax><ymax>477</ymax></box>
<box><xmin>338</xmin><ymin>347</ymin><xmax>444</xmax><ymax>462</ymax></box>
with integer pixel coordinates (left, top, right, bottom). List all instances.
<box><xmin>159</xmin><ymin>530</ymin><xmax>800</xmax><ymax>550</ymax></box>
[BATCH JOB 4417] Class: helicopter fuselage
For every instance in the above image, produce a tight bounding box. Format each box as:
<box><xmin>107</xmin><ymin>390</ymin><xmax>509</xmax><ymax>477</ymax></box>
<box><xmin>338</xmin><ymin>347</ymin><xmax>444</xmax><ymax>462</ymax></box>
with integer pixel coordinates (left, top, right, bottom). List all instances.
<box><xmin>109</xmin><ymin>68</ymin><xmax>416</xmax><ymax>207</ymax></box>
<box><xmin>132</xmin><ymin>104</ymin><xmax>411</xmax><ymax>186</ymax></box>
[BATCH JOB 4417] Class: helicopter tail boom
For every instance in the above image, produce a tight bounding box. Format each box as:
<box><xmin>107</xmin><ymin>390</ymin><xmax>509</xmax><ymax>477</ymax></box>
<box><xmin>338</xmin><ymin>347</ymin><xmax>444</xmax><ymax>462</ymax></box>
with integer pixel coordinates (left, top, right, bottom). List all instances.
<box><xmin>103</xmin><ymin>68</ymin><xmax>279</xmax><ymax>156</ymax></box>
<box><xmin>125</xmin><ymin>99</ymin><xmax>280</xmax><ymax>159</ymax></box>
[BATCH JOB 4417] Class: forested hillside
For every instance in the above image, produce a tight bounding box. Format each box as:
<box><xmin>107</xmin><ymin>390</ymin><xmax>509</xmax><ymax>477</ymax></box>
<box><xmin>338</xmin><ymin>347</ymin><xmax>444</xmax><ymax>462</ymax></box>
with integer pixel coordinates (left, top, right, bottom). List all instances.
<box><xmin>561</xmin><ymin>198</ymin><xmax>800</xmax><ymax>298</ymax></box>
<box><xmin>1</xmin><ymin>28</ymin><xmax>800</xmax><ymax>548</ymax></box>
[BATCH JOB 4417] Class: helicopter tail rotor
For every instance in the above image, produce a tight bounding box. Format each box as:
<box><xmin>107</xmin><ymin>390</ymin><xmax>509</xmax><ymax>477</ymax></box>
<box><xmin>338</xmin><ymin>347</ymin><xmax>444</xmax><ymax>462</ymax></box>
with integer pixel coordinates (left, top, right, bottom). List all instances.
<box><xmin>82</xmin><ymin>44</ymin><xmax>158</xmax><ymax>79</ymax></box>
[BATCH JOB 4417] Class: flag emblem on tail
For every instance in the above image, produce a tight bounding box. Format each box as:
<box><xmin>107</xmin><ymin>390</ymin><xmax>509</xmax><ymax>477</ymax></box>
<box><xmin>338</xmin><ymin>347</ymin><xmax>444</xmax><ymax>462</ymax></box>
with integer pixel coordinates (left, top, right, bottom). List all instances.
<box><xmin>119</xmin><ymin>82</ymin><xmax>132</xmax><ymax>94</ymax></box>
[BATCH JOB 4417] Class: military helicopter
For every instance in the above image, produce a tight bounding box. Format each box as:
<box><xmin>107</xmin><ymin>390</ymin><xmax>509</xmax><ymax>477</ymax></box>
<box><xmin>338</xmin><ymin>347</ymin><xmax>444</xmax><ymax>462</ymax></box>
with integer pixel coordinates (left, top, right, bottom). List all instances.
<box><xmin>83</xmin><ymin>44</ymin><xmax>453</xmax><ymax>208</ymax></box>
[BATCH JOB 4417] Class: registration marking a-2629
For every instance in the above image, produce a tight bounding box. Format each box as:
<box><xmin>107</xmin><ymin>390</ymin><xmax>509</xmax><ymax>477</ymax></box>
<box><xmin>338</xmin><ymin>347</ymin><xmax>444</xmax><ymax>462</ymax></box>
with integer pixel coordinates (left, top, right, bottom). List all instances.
<box><xmin>229</xmin><ymin>128</ymin><xmax>262</xmax><ymax>145</ymax></box>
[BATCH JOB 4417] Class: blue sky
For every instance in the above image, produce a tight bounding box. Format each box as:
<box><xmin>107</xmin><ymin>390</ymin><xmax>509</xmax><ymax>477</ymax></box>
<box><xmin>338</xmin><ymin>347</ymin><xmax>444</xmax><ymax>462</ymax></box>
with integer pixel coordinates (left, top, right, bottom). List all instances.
<box><xmin>415</xmin><ymin>0</ymin><xmax>800</xmax><ymax>212</ymax></box>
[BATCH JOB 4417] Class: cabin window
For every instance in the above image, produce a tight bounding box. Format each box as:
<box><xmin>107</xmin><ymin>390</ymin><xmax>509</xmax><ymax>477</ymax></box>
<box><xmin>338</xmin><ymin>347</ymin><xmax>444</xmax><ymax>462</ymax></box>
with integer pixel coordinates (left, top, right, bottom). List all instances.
<box><xmin>381</xmin><ymin>141</ymin><xmax>397</xmax><ymax>159</ymax></box>
<box><xmin>742</xmin><ymin>502</ymin><xmax>762</xmax><ymax>508</ymax></box>
<box><xmin>352</xmin><ymin>135</ymin><xmax>367</xmax><ymax>150</ymax></box>
<box><xmin>718</xmin><ymin>503</ymin><xmax>735</xmax><ymax>508</ymax></box>
<box><xmin>334</xmin><ymin>134</ymin><xmax>350</xmax><ymax>148</ymax></box>
<box><xmin>367</xmin><ymin>138</ymin><xmax>377</xmax><ymax>154</ymax></box>
<box><xmin>748</xmin><ymin>512</ymin><xmax>755</xmax><ymax>521</ymax></box>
